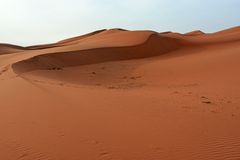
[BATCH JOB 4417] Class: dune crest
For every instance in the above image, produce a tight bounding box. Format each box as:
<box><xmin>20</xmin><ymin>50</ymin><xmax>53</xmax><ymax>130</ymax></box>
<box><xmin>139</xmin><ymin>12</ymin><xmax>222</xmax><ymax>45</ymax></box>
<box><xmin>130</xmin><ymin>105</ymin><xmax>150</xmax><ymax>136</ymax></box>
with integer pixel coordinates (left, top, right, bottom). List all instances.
<box><xmin>26</xmin><ymin>29</ymin><xmax>107</xmax><ymax>50</ymax></box>
<box><xmin>11</xmin><ymin>26</ymin><xmax>240</xmax><ymax>81</ymax></box>
<box><xmin>12</xmin><ymin>32</ymin><xmax>183</xmax><ymax>74</ymax></box>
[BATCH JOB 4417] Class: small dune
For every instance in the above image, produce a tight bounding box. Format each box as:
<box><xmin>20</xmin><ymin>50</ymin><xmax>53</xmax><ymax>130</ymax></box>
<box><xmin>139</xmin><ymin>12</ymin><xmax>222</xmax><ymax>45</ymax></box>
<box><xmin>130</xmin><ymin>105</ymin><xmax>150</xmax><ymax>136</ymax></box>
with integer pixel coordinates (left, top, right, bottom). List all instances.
<box><xmin>184</xmin><ymin>30</ymin><xmax>205</xmax><ymax>36</ymax></box>
<box><xmin>0</xmin><ymin>43</ymin><xmax>25</xmax><ymax>55</ymax></box>
<box><xmin>214</xmin><ymin>26</ymin><xmax>240</xmax><ymax>35</ymax></box>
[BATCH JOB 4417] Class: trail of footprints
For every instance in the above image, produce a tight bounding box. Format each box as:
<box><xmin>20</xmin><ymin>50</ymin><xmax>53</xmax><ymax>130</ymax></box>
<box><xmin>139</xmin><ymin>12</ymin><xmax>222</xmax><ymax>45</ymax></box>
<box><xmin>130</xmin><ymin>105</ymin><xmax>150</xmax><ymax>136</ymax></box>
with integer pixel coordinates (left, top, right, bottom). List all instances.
<box><xmin>0</xmin><ymin>65</ymin><xmax>19</xmax><ymax>81</ymax></box>
<box><xmin>171</xmin><ymin>89</ymin><xmax>238</xmax><ymax>116</ymax></box>
<box><xmin>1</xmin><ymin>131</ymin><xmax>114</xmax><ymax>160</ymax></box>
<box><xmin>0</xmin><ymin>65</ymin><xmax>9</xmax><ymax>75</ymax></box>
<box><xmin>88</xmin><ymin>140</ymin><xmax>113</xmax><ymax>160</ymax></box>
<box><xmin>0</xmin><ymin>137</ymin><xmax>53</xmax><ymax>160</ymax></box>
<box><xmin>0</xmin><ymin>65</ymin><xmax>10</xmax><ymax>80</ymax></box>
<box><xmin>21</xmin><ymin>72</ymin><xmax>144</xmax><ymax>90</ymax></box>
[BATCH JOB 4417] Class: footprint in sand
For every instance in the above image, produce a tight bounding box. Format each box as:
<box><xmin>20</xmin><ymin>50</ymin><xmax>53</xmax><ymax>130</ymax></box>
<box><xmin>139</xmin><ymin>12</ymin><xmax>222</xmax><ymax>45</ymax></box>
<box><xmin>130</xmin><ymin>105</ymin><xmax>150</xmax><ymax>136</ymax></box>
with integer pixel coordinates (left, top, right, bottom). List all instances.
<box><xmin>0</xmin><ymin>65</ymin><xmax>9</xmax><ymax>76</ymax></box>
<box><xmin>1</xmin><ymin>138</ymin><xmax>53</xmax><ymax>160</ymax></box>
<box><xmin>47</xmin><ymin>67</ymin><xmax>63</xmax><ymax>71</ymax></box>
<box><xmin>122</xmin><ymin>75</ymin><xmax>142</xmax><ymax>80</ymax></box>
<box><xmin>201</xmin><ymin>96</ymin><xmax>213</xmax><ymax>104</ymax></box>
<box><xmin>202</xmin><ymin>101</ymin><xmax>212</xmax><ymax>104</ymax></box>
<box><xmin>88</xmin><ymin>140</ymin><xmax>113</xmax><ymax>160</ymax></box>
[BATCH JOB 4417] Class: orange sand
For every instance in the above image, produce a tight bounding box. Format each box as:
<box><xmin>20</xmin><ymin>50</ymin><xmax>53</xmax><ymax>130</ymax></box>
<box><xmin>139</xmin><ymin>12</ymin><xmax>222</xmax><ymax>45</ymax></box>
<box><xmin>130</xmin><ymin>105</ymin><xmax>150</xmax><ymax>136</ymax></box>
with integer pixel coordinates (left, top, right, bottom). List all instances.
<box><xmin>0</xmin><ymin>26</ymin><xmax>240</xmax><ymax>160</ymax></box>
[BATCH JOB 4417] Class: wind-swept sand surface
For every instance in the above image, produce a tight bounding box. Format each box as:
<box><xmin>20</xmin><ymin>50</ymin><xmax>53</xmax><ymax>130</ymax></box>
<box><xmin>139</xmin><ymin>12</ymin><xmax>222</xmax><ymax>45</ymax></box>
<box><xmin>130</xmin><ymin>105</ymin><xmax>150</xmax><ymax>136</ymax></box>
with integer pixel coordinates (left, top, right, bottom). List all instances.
<box><xmin>0</xmin><ymin>26</ymin><xmax>240</xmax><ymax>160</ymax></box>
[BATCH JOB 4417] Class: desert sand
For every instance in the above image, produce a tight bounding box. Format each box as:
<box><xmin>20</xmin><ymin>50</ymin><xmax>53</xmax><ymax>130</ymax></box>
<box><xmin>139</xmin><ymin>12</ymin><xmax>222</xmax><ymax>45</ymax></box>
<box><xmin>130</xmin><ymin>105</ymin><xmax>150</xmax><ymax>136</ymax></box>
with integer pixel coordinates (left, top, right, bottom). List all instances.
<box><xmin>0</xmin><ymin>26</ymin><xmax>240</xmax><ymax>160</ymax></box>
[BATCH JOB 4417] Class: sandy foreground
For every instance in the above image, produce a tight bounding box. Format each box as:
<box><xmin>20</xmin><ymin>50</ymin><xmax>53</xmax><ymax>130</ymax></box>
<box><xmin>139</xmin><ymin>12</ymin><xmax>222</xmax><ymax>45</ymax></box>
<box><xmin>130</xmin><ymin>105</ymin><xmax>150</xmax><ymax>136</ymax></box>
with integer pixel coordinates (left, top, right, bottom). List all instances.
<box><xmin>0</xmin><ymin>27</ymin><xmax>240</xmax><ymax>160</ymax></box>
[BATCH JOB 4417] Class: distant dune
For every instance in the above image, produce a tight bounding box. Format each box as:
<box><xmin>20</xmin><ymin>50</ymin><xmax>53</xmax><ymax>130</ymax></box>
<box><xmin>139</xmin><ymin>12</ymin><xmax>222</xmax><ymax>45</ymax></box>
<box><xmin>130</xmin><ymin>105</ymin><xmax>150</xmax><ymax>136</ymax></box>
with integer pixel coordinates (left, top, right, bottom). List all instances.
<box><xmin>214</xmin><ymin>26</ymin><xmax>240</xmax><ymax>35</ymax></box>
<box><xmin>184</xmin><ymin>30</ymin><xmax>205</xmax><ymax>36</ymax></box>
<box><xmin>1</xmin><ymin>26</ymin><xmax>240</xmax><ymax>160</ymax></box>
<box><xmin>0</xmin><ymin>43</ymin><xmax>25</xmax><ymax>55</ymax></box>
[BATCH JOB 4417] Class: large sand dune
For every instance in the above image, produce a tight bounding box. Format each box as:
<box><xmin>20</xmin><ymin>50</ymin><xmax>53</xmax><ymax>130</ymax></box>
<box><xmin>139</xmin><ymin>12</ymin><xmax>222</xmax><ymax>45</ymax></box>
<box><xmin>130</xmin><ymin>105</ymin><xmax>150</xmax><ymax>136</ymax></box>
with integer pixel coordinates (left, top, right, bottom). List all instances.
<box><xmin>0</xmin><ymin>26</ymin><xmax>240</xmax><ymax>160</ymax></box>
<box><xmin>12</xmin><ymin>31</ymin><xmax>183</xmax><ymax>73</ymax></box>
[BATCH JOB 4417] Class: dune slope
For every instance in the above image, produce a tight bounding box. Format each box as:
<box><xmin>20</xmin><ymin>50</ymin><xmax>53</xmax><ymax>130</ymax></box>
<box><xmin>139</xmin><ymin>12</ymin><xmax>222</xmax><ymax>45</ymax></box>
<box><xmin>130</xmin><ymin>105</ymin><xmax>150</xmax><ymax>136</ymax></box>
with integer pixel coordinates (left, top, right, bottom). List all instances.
<box><xmin>0</xmin><ymin>44</ymin><xmax>25</xmax><ymax>55</ymax></box>
<box><xmin>12</xmin><ymin>32</ymin><xmax>184</xmax><ymax>74</ymax></box>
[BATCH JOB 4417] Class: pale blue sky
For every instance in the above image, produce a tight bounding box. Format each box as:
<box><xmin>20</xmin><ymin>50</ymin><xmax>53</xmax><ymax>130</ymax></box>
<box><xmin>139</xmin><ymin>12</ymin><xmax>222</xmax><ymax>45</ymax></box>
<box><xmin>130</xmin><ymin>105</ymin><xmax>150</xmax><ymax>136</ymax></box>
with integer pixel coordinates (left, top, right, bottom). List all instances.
<box><xmin>0</xmin><ymin>0</ymin><xmax>239</xmax><ymax>46</ymax></box>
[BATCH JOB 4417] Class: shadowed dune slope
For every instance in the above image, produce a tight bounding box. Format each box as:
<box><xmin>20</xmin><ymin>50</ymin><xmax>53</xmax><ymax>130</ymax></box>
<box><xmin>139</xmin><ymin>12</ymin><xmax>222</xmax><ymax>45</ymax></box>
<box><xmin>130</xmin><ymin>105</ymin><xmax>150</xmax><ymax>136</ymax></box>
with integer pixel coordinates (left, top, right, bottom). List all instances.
<box><xmin>12</xmin><ymin>26</ymin><xmax>240</xmax><ymax>75</ymax></box>
<box><xmin>0</xmin><ymin>44</ymin><xmax>25</xmax><ymax>55</ymax></box>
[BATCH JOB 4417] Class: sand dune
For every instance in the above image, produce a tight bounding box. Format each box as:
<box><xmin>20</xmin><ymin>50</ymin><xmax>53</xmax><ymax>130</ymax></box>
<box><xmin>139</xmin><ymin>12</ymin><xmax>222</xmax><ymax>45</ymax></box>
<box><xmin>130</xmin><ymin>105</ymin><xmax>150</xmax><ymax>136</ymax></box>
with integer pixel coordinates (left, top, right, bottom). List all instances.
<box><xmin>163</xmin><ymin>27</ymin><xmax>240</xmax><ymax>45</ymax></box>
<box><xmin>184</xmin><ymin>30</ymin><xmax>205</xmax><ymax>36</ymax></box>
<box><xmin>0</xmin><ymin>43</ymin><xmax>25</xmax><ymax>55</ymax></box>
<box><xmin>12</xmin><ymin>32</ymin><xmax>183</xmax><ymax>74</ymax></box>
<box><xmin>1</xmin><ymin>26</ymin><xmax>240</xmax><ymax>160</ymax></box>
<box><xmin>26</xmin><ymin>29</ymin><xmax>107</xmax><ymax>50</ymax></box>
<box><xmin>214</xmin><ymin>26</ymin><xmax>240</xmax><ymax>35</ymax></box>
<box><xmin>12</xmin><ymin>27</ymin><xmax>240</xmax><ymax>74</ymax></box>
<box><xmin>26</xmin><ymin>29</ymin><xmax>129</xmax><ymax>50</ymax></box>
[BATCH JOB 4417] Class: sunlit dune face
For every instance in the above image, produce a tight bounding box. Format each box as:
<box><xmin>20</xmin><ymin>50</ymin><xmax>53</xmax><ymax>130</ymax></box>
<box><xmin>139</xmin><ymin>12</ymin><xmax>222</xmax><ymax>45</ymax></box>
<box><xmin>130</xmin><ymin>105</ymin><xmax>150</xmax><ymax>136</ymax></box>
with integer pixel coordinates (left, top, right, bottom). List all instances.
<box><xmin>1</xmin><ymin>0</ymin><xmax>240</xmax><ymax>159</ymax></box>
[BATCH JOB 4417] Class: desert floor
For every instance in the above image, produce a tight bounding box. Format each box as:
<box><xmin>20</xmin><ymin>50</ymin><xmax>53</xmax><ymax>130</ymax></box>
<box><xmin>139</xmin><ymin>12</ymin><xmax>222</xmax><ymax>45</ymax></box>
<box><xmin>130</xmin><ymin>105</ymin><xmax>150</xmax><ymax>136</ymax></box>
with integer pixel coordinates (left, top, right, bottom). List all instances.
<box><xmin>0</xmin><ymin>27</ymin><xmax>240</xmax><ymax>160</ymax></box>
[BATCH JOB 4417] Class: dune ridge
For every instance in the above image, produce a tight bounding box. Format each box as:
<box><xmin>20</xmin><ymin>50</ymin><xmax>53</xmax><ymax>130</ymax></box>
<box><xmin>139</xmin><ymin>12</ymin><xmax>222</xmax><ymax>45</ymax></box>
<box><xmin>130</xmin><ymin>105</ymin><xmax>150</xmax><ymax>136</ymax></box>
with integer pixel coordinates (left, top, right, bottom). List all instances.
<box><xmin>214</xmin><ymin>26</ymin><xmax>240</xmax><ymax>35</ymax></box>
<box><xmin>26</xmin><ymin>29</ymin><xmax>128</xmax><ymax>50</ymax></box>
<box><xmin>12</xmin><ymin>32</ymin><xmax>184</xmax><ymax>74</ymax></box>
<box><xmin>26</xmin><ymin>29</ymin><xmax>107</xmax><ymax>50</ymax></box>
<box><xmin>11</xmin><ymin>26</ymin><xmax>240</xmax><ymax>75</ymax></box>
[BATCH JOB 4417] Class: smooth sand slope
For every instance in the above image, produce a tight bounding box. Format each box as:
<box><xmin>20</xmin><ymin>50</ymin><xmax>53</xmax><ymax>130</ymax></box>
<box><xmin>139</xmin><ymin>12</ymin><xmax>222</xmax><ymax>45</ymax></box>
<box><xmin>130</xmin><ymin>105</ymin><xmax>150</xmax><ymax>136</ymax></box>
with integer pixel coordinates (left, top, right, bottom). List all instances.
<box><xmin>0</xmin><ymin>26</ymin><xmax>240</xmax><ymax>160</ymax></box>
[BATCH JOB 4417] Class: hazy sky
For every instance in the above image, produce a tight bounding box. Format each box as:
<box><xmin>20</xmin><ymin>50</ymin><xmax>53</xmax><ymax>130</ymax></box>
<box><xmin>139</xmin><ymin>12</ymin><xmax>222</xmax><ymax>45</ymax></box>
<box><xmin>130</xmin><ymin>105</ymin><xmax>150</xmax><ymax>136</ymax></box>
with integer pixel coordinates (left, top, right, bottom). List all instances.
<box><xmin>0</xmin><ymin>0</ymin><xmax>239</xmax><ymax>46</ymax></box>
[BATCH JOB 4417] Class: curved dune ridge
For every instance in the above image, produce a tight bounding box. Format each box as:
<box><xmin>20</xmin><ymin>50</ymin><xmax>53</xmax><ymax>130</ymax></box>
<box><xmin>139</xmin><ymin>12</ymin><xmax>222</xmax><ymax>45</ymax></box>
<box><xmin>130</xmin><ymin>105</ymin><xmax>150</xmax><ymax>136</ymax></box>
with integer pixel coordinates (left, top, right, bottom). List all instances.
<box><xmin>11</xmin><ymin>26</ymin><xmax>240</xmax><ymax>76</ymax></box>
<box><xmin>12</xmin><ymin>31</ymin><xmax>184</xmax><ymax>74</ymax></box>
